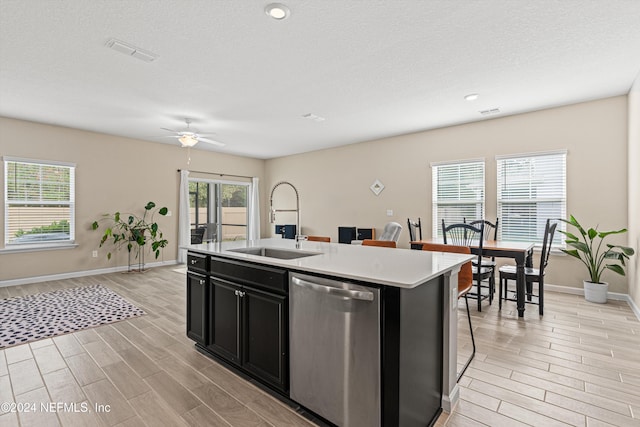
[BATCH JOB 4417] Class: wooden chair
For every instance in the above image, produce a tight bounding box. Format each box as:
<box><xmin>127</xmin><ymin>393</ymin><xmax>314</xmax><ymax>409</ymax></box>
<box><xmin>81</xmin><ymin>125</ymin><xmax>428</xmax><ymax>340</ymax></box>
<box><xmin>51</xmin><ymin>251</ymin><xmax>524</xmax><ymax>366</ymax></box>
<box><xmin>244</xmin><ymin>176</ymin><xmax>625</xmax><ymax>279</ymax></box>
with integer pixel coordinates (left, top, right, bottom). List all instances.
<box><xmin>422</xmin><ymin>242</ymin><xmax>475</xmax><ymax>381</ymax></box>
<box><xmin>442</xmin><ymin>220</ymin><xmax>493</xmax><ymax>312</ymax></box>
<box><xmin>362</xmin><ymin>239</ymin><xmax>396</xmax><ymax>248</ymax></box>
<box><xmin>465</xmin><ymin>218</ymin><xmax>499</xmax><ymax>302</ymax></box>
<box><xmin>407</xmin><ymin>217</ymin><xmax>422</xmax><ymax>242</ymax></box>
<box><xmin>307</xmin><ymin>235</ymin><xmax>330</xmax><ymax>242</ymax></box>
<box><xmin>499</xmin><ymin>219</ymin><xmax>557</xmax><ymax>315</ymax></box>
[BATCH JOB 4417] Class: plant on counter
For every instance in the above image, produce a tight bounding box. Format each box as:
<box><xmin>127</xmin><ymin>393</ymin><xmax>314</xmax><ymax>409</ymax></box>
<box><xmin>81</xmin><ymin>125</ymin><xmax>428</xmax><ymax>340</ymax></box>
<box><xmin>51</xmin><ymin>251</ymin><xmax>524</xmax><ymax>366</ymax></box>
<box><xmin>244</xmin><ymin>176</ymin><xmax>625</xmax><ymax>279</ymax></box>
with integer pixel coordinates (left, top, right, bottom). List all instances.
<box><xmin>91</xmin><ymin>201</ymin><xmax>169</xmax><ymax>260</ymax></box>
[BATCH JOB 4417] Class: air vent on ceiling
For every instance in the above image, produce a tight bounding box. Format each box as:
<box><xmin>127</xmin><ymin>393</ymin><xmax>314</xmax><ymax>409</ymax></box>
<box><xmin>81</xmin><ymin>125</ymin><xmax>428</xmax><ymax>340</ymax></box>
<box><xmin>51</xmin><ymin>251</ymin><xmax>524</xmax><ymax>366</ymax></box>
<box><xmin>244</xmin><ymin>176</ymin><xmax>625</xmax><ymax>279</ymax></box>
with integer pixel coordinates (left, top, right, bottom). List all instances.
<box><xmin>302</xmin><ymin>113</ymin><xmax>325</xmax><ymax>122</ymax></box>
<box><xmin>479</xmin><ymin>108</ymin><xmax>501</xmax><ymax>116</ymax></box>
<box><xmin>105</xmin><ymin>38</ymin><xmax>158</xmax><ymax>63</ymax></box>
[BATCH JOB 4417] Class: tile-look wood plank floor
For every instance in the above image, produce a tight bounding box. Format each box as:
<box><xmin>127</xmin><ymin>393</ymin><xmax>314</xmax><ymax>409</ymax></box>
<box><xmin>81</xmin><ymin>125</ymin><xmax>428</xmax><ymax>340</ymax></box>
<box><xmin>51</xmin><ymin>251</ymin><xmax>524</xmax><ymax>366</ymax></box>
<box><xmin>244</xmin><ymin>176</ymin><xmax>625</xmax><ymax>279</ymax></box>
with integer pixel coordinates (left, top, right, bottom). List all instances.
<box><xmin>1</xmin><ymin>266</ymin><xmax>639</xmax><ymax>426</ymax></box>
<box><xmin>437</xmin><ymin>287</ymin><xmax>640</xmax><ymax>427</ymax></box>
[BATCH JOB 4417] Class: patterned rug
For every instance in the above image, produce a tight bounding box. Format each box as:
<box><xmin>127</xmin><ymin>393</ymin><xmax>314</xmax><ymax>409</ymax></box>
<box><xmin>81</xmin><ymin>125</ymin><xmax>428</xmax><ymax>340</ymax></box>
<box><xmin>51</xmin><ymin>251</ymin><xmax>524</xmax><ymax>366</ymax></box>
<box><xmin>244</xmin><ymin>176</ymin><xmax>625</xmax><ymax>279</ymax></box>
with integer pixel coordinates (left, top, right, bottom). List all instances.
<box><xmin>0</xmin><ymin>284</ymin><xmax>145</xmax><ymax>349</ymax></box>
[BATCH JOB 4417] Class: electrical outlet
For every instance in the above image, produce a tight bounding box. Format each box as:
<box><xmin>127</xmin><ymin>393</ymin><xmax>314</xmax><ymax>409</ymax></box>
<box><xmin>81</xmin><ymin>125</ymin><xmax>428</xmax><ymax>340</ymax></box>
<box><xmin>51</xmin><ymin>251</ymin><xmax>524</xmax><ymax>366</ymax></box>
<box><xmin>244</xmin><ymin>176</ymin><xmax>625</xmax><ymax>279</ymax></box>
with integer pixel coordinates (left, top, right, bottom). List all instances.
<box><xmin>92</xmin><ymin>250</ymin><xmax>98</xmax><ymax>258</ymax></box>
<box><xmin>386</xmin><ymin>209</ymin><xmax>393</xmax><ymax>216</ymax></box>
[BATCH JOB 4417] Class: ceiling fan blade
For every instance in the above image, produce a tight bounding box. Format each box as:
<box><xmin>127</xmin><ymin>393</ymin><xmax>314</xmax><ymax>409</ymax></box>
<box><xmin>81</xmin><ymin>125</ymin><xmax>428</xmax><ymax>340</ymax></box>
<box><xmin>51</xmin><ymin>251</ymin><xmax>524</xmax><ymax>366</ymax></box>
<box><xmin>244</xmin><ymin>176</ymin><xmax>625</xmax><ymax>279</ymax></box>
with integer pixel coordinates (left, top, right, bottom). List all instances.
<box><xmin>198</xmin><ymin>137</ymin><xmax>225</xmax><ymax>146</ymax></box>
<box><xmin>160</xmin><ymin>127</ymin><xmax>179</xmax><ymax>134</ymax></box>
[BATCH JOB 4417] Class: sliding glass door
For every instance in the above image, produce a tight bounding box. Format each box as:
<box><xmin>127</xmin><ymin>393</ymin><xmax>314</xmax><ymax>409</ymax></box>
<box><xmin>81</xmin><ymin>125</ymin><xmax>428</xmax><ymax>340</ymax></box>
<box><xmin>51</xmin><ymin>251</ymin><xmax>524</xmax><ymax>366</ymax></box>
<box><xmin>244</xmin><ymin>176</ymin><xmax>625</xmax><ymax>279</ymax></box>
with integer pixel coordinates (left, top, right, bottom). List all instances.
<box><xmin>189</xmin><ymin>180</ymin><xmax>249</xmax><ymax>242</ymax></box>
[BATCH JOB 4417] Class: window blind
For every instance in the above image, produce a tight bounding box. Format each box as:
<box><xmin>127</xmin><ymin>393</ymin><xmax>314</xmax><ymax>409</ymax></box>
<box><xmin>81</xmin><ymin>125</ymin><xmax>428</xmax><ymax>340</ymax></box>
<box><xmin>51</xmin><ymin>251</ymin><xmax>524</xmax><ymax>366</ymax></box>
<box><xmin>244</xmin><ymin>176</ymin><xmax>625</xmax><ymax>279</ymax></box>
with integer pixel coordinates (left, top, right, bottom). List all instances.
<box><xmin>496</xmin><ymin>151</ymin><xmax>566</xmax><ymax>247</ymax></box>
<box><xmin>432</xmin><ymin>160</ymin><xmax>485</xmax><ymax>237</ymax></box>
<box><xmin>4</xmin><ymin>158</ymin><xmax>75</xmax><ymax>245</ymax></box>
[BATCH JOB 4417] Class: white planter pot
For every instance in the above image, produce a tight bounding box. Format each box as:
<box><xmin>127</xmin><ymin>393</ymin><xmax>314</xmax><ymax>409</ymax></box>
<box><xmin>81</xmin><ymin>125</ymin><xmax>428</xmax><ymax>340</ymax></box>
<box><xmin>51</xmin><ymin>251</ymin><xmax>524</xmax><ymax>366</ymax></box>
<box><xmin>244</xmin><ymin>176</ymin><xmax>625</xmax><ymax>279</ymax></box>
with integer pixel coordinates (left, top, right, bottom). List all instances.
<box><xmin>583</xmin><ymin>280</ymin><xmax>608</xmax><ymax>303</ymax></box>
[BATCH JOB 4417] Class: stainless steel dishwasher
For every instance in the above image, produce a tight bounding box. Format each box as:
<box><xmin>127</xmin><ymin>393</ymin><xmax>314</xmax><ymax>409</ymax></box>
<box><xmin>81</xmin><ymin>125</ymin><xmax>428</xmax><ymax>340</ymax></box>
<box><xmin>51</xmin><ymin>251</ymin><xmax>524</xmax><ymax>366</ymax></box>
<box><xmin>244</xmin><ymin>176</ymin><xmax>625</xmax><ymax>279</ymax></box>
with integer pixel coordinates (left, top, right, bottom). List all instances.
<box><xmin>289</xmin><ymin>273</ymin><xmax>381</xmax><ymax>427</ymax></box>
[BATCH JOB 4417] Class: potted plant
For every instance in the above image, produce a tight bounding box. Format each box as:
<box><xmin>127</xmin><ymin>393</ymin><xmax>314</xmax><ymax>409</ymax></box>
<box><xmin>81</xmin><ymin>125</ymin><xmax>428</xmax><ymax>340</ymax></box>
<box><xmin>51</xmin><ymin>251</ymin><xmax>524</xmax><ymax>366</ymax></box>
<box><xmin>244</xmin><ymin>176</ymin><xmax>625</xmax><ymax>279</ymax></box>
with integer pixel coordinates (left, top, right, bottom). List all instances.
<box><xmin>92</xmin><ymin>202</ymin><xmax>169</xmax><ymax>269</ymax></box>
<box><xmin>559</xmin><ymin>215</ymin><xmax>635</xmax><ymax>303</ymax></box>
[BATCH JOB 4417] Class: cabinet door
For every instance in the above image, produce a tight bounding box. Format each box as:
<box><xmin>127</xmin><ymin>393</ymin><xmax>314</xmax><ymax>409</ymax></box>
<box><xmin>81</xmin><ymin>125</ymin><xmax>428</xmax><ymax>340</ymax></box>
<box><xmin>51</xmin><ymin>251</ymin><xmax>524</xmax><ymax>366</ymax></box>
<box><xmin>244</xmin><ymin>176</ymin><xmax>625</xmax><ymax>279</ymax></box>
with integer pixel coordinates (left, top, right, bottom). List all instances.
<box><xmin>186</xmin><ymin>272</ymin><xmax>208</xmax><ymax>345</ymax></box>
<box><xmin>208</xmin><ymin>278</ymin><xmax>242</xmax><ymax>365</ymax></box>
<box><xmin>242</xmin><ymin>287</ymin><xmax>288</xmax><ymax>391</ymax></box>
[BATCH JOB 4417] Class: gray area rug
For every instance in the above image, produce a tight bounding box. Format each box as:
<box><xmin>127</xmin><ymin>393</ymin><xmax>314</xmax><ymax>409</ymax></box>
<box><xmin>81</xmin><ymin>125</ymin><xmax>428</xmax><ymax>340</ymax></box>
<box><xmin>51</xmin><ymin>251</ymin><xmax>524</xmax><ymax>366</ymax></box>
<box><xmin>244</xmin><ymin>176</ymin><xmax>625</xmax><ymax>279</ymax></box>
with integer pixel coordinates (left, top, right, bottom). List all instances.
<box><xmin>0</xmin><ymin>284</ymin><xmax>145</xmax><ymax>349</ymax></box>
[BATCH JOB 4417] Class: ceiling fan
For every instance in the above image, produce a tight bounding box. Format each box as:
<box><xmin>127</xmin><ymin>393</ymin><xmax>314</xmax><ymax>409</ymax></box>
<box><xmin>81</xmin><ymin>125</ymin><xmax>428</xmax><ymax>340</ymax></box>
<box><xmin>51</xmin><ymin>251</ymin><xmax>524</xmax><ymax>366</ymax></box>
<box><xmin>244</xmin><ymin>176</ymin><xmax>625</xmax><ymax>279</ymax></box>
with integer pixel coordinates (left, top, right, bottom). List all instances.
<box><xmin>161</xmin><ymin>118</ymin><xmax>225</xmax><ymax>148</ymax></box>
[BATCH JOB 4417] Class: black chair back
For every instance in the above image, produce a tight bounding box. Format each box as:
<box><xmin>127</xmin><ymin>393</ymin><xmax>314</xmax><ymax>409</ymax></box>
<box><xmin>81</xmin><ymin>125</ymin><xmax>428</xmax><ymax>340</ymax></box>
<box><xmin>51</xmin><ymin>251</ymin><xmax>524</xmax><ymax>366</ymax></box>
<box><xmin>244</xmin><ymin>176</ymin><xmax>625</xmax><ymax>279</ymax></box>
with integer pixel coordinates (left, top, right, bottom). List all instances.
<box><xmin>442</xmin><ymin>221</ymin><xmax>484</xmax><ymax>247</ymax></box>
<box><xmin>465</xmin><ymin>218</ymin><xmax>499</xmax><ymax>241</ymax></box>
<box><xmin>539</xmin><ymin>219</ymin><xmax>558</xmax><ymax>274</ymax></box>
<box><xmin>407</xmin><ymin>218</ymin><xmax>422</xmax><ymax>241</ymax></box>
<box><xmin>191</xmin><ymin>227</ymin><xmax>205</xmax><ymax>244</ymax></box>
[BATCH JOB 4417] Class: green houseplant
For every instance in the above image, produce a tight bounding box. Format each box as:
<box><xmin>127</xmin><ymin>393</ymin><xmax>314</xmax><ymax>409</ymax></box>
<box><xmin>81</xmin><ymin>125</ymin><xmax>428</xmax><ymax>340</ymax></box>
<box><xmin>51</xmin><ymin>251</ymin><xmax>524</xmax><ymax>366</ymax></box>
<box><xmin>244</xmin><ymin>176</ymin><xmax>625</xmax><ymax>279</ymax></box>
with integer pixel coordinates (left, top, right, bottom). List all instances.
<box><xmin>91</xmin><ymin>202</ymin><xmax>169</xmax><ymax>267</ymax></box>
<box><xmin>559</xmin><ymin>215</ymin><xmax>635</xmax><ymax>303</ymax></box>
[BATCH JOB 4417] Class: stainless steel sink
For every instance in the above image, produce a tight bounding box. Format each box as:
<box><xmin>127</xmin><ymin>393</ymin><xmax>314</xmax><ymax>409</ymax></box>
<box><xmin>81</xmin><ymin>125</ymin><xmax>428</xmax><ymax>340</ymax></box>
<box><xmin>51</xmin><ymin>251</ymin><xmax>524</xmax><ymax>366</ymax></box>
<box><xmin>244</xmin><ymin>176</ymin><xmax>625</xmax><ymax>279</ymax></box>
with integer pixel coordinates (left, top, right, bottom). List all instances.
<box><xmin>227</xmin><ymin>247</ymin><xmax>320</xmax><ymax>260</ymax></box>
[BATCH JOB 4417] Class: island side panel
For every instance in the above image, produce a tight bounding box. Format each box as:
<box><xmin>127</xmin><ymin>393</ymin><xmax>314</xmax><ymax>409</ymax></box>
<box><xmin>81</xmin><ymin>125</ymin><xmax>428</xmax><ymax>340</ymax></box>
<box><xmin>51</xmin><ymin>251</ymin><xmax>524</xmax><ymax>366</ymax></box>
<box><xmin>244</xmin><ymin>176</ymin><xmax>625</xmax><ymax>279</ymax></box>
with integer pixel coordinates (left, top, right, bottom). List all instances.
<box><xmin>381</xmin><ymin>277</ymin><xmax>443</xmax><ymax>427</ymax></box>
<box><xmin>399</xmin><ymin>276</ymin><xmax>443</xmax><ymax>426</ymax></box>
<box><xmin>441</xmin><ymin>268</ymin><xmax>460</xmax><ymax>414</ymax></box>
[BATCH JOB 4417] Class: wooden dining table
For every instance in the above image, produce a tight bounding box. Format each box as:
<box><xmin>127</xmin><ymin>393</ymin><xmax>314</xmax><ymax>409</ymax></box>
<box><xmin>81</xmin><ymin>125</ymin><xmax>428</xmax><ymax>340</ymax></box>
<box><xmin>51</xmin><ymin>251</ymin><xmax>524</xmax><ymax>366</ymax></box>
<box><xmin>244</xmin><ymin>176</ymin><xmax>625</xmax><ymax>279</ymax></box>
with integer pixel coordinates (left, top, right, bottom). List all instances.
<box><xmin>412</xmin><ymin>239</ymin><xmax>535</xmax><ymax>317</ymax></box>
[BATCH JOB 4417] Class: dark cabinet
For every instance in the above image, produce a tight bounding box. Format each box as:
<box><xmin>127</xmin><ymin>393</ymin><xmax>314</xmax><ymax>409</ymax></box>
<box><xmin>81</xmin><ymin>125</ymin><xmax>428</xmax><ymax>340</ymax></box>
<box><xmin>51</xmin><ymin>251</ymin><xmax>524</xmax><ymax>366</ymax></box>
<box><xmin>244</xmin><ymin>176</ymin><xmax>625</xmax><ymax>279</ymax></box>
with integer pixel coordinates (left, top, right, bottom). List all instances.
<box><xmin>242</xmin><ymin>287</ymin><xmax>287</xmax><ymax>391</ymax></box>
<box><xmin>186</xmin><ymin>271</ymin><xmax>208</xmax><ymax>345</ymax></box>
<box><xmin>208</xmin><ymin>278</ymin><xmax>241</xmax><ymax>364</ymax></box>
<box><xmin>202</xmin><ymin>258</ymin><xmax>288</xmax><ymax>392</ymax></box>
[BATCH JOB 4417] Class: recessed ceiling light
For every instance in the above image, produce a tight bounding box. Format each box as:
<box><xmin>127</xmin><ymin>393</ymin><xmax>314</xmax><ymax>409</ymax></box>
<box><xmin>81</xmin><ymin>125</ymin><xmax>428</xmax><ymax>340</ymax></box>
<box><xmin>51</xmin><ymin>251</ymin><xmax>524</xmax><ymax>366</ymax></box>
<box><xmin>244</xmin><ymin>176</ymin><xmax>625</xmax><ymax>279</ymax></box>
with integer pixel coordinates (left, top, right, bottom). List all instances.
<box><xmin>464</xmin><ymin>93</ymin><xmax>479</xmax><ymax>101</ymax></box>
<box><xmin>265</xmin><ymin>3</ymin><xmax>290</xmax><ymax>20</ymax></box>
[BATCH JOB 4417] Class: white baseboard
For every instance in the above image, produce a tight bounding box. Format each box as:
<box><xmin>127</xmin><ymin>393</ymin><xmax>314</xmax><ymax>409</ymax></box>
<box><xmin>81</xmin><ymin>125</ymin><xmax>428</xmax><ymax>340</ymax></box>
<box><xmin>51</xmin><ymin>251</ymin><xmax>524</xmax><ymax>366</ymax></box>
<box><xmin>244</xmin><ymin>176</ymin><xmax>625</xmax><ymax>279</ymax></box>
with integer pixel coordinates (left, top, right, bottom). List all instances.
<box><xmin>0</xmin><ymin>260</ymin><xmax>178</xmax><ymax>288</ymax></box>
<box><xmin>627</xmin><ymin>295</ymin><xmax>640</xmax><ymax>321</ymax></box>
<box><xmin>545</xmin><ymin>283</ymin><xmax>640</xmax><ymax>321</ymax></box>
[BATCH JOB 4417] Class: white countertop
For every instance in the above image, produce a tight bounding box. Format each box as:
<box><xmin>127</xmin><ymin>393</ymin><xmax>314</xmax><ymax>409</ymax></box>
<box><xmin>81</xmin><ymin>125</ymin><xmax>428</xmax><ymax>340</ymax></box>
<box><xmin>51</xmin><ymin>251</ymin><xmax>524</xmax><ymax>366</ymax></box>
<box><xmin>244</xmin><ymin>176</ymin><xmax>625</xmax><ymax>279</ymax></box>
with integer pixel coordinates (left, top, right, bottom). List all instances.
<box><xmin>187</xmin><ymin>238</ymin><xmax>474</xmax><ymax>289</ymax></box>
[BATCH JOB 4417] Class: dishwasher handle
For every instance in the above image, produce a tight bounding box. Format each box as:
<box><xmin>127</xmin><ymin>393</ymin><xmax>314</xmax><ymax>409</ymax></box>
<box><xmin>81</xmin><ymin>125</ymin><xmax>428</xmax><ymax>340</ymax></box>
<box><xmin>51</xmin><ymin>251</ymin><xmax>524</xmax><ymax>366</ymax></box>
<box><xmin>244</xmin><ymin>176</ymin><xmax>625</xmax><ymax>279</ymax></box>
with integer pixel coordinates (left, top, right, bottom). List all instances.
<box><xmin>291</xmin><ymin>276</ymin><xmax>374</xmax><ymax>301</ymax></box>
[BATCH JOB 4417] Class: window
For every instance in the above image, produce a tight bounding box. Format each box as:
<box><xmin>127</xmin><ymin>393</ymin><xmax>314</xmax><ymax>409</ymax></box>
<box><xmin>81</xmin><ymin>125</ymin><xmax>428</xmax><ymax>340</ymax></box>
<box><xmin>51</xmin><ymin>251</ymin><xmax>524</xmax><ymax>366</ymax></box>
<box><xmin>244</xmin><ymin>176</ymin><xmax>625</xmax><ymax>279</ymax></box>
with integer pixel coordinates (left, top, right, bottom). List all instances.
<box><xmin>496</xmin><ymin>150</ymin><xmax>566</xmax><ymax>247</ymax></box>
<box><xmin>432</xmin><ymin>159</ymin><xmax>485</xmax><ymax>237</ymax></box>
<box><xmin>4</xmin><ymin>157</ymin><xmax>75</xmax><ymax>246</ymax></box>
<box><xmin>189</xmin><ymin>179</ymin><xmax>249</xmax><ymax>242</ymax></box>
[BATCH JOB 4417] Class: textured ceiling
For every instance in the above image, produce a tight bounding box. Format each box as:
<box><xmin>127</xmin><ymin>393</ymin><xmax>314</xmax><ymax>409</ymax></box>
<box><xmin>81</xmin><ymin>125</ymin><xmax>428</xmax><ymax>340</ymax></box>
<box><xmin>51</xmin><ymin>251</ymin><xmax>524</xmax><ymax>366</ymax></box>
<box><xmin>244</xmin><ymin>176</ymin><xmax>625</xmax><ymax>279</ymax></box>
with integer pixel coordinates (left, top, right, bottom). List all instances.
<box><xmin>1</xmin><ymin>1</ymin><xmax>640</xmax><ymax>159</ymax></box>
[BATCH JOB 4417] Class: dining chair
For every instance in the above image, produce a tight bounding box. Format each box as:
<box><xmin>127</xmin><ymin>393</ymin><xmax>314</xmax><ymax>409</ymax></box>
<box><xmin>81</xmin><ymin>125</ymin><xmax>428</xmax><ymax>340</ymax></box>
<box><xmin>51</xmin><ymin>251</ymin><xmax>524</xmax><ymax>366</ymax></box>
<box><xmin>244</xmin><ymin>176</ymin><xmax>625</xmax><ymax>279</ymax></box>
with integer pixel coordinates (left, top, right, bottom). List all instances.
<box><xmin>379</xmin><ymin>222</ymin><xmax>403</xmax><ymax>243</ymax></box>
<box><xmin>362</xmin><ymin>239</ymin><xmax>396</xmax><ymax>248</ymax></box>
<box><xmin>422</xmin><ymin>242</ymin><xmax>475</xmax><ymax>381</ymax></box>
<box><xmin>407</xmin><ymin>217</ymin><xmax>422</xmax><ymax>242</ymax></box>
<box><xmin>498</xmin><ymin>219</ymin><xmax>557</xmax><ymax>315</ymax></box>
<box><xmin>307</xmin><ymin>235</ymin><xmax>330</xmax><ymax>242</ymax></box>
<box><xmin>190</xmin><ymin>227</ymin><xmax>205</xmax><ymax>244</ymax></box>
<box><xmin>442</xmin><ymin>220</ymin><xmax>493</xmax><ymax>311</ymax></box>
<box><xmin>465</xmin><ymin>218</ymin><xmax>499</xmax><ymax>301</ymax></box>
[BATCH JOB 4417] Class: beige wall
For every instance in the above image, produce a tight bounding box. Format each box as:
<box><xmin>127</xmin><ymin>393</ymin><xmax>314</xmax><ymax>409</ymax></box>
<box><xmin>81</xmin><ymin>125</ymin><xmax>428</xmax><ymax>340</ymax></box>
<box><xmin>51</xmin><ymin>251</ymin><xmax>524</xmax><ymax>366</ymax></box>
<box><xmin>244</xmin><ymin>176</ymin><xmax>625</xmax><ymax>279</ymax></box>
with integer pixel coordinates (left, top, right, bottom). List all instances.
<box><xmin>0</xmin><ymin>117</ymin><xmax>265</xmax><ymax>281</ymax></box>
<box><xmin>629</xmin><ymin>74</ymin><xmax>640</xmax><ymax>306</ymax></box>
<box><xmin>265</xmin><ymin>97</ymin><xmax>630</xmax><ymax>293</ymax></box>
<box><xmin>1</xmin><ymin>95</ymin><xmax>634</xmax><ymax>294</ymax></box>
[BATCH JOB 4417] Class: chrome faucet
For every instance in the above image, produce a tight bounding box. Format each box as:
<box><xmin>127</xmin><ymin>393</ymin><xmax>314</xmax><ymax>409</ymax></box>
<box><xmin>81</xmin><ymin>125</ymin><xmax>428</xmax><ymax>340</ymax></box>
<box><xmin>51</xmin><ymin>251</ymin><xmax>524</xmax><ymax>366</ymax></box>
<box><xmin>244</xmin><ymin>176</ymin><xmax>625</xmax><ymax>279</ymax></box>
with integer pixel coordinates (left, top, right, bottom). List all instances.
<box><xmin>269</xmin><ymin>181</ymin><xmax>303</xmax><ymax>247</ymax></box>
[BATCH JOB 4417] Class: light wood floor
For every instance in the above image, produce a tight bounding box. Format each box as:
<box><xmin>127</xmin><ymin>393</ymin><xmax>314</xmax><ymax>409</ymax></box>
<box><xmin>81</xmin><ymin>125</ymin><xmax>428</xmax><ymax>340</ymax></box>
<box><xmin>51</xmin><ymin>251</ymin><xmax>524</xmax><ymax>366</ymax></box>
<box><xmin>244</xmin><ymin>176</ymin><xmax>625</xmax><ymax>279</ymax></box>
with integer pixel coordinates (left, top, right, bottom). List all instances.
<box><xmin>438</xmin><ymin>286</ymin><xmax>640</xmax><ymax>427</ymax></box>
<box><xmin>0</xmin><ymin>266</ymin><xmax>639</xmax><ymax>426</ymax></box>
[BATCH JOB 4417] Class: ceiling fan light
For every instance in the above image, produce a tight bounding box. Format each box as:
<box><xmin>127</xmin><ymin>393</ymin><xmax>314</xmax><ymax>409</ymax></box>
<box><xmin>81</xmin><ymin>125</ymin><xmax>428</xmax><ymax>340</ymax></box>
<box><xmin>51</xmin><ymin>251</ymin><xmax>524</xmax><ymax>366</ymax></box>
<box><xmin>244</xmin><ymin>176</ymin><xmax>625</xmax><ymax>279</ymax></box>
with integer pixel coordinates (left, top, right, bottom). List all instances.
<box><xmin>179</xmin><ymin>135</ymin><xmax>198</xmax><ymax>147</ymax></box>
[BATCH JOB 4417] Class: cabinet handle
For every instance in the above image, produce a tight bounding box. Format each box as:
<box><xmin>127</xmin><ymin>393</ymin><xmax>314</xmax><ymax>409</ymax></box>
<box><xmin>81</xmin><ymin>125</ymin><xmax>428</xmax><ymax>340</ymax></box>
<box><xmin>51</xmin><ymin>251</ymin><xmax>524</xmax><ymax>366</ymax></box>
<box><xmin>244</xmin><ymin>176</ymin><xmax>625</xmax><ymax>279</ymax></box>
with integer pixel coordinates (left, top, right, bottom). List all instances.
<box><xmin>234</xmin><ymin>290</ymin><xmax>239</xmax><ymax>296</ymax></box>
<box><xmin>191</xmin><ymin>259</ymin><xmax>197</xmax><ymax>265</ymax></box>
<box><xmin>199</xmin><ymin>279</ymin><xmax>205</xmax><ymax>285</ymax></box>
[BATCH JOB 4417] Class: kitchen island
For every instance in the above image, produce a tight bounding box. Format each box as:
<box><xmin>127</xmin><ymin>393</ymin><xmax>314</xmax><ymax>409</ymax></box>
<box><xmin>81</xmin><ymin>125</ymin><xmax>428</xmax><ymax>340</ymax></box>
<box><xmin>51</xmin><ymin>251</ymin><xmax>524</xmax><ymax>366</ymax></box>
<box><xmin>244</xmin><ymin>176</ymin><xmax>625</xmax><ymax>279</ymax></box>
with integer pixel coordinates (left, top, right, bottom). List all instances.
<box><xmin>185</xmin><ymin>238</ymin><xmax>472</xmax><ymax>427</ymax></box>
